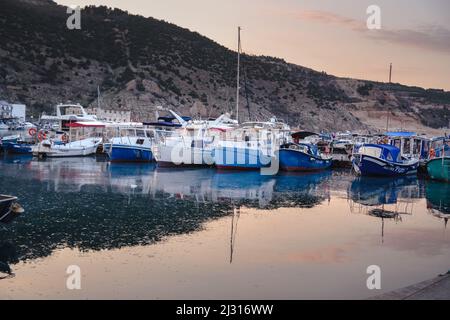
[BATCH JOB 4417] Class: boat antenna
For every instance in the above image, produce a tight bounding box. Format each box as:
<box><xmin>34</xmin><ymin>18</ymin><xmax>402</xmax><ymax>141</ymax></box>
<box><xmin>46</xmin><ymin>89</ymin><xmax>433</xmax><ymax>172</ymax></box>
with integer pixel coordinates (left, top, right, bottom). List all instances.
<box><xmin>236</xmin><ymin>26</ymin><xmax>241</xmax><ymax>123</ymax></box>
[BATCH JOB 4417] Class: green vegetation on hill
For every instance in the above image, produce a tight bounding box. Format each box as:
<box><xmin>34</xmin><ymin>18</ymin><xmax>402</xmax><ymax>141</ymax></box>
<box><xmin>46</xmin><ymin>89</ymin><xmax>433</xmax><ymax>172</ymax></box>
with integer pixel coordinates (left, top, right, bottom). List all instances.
<box><xmin>0</xmin><ymin>0</ymin><xmax>449</xmax><ymax>131</ymax></box>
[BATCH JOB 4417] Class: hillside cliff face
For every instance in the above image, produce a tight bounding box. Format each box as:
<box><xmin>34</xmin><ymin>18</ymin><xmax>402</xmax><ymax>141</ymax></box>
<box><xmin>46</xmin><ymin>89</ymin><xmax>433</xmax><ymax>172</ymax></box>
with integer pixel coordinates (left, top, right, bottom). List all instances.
<box><xmin>1</xmin><ymin>0</ymin><xmax>450</xmax><ymax>133</ymax></box>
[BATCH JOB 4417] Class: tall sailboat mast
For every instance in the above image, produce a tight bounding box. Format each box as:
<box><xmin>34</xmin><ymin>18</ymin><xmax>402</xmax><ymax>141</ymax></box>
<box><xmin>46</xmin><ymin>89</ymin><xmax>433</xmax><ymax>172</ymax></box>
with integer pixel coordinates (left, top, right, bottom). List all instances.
<box><xmin>236</xmin><ymin>26</ymin><xmax>241</xmax><ymax>123</ymax></box>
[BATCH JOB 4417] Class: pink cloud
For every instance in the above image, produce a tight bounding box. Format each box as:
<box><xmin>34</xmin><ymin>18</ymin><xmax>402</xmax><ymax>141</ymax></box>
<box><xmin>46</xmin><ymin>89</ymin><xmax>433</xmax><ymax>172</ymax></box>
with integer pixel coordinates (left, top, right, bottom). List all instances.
<box><xmin>295</xmin><ymin>10</ymin><xmax>450</xmax><ymax>55</ymax></box>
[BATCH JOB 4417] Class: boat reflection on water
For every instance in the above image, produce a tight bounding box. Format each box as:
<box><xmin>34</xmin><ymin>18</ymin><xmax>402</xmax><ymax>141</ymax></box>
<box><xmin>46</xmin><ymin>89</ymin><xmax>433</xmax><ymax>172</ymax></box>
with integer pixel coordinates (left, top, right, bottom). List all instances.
<box><xmin>348</xmin><ymin>176</ymin><xmax>423</xmax><ymax>242</ymax></box>
<box><xmin>426</xmin><ymin>181</ymin><xmax>450</xmax><ymax>228</ymax></box>
<box><xmin>0</xmin><ymin>157</ymin><xmax>333</xmax><ymax>269</ymax></box>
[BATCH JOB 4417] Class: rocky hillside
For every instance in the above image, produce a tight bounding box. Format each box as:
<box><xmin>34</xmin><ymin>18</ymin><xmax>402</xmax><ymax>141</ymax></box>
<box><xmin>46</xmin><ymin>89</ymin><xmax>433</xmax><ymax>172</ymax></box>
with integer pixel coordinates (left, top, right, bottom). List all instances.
<box><xmin>1</xmin><ymin>0</ymin><xmax>450</xmax><ymax>133</ymax></box>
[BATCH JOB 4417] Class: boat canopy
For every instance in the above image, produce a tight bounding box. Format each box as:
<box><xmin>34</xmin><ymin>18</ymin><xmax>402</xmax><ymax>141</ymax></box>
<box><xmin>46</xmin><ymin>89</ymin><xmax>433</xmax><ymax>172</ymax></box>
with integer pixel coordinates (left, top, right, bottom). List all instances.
<box><xmin>143</xmin><ymin>121</ymin><xmax>182</xmax><ymax>128</ymax></box>
<box><xmin>361</xmin><ymin>144</ymin><xmax>402</xmax><ymax>163</ymax></box>
<box><xmin>283</xmin><ymin>142</ymin><xmax>320</xmax><ymax>157</ymax></box>
<box><xmin>159</xmin><ymin>116</ymin><xmax>191</xmax><ymax>122</ymax></box>
<box><xmin>291</xmin><ymin>131</ymin><xmax>318</xmax><ymax>140</ymax></box>
<box><xmin>385</xmin><ymin>131</ymin><xmax>417</xmax><ymax>138</ymax></box>
<box><xmin>143</xmin><ymin>115</ymin><xmax>191</xmax><ymax>128</ymax></box>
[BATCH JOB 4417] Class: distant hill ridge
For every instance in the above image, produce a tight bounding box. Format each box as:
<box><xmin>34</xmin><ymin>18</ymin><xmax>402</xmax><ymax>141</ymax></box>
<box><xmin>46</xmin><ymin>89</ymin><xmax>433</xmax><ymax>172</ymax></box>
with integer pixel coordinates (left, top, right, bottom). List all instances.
<box><xmin>1</xmin><ymin>0</ymin><xmax>449</xmax><ymax>133</ymax></box>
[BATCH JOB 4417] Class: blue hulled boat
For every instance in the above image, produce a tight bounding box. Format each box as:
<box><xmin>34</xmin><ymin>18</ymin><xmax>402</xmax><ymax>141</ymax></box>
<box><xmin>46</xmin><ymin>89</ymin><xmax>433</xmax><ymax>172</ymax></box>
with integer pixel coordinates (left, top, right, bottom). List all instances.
<box><xmin>108</xmin><ymin>129</ymin><xmax>154</xmax><ymax>163</ymax></box>
<box><xmin>213</xmin><ymin>121</ymin><xmax>291</xmax><ymax>171</ymax></box>
<box><xmin>2</xmin><ymin>141</ymin><xmax>33</xmax><ymax>154</ymax></box>
<box><xmin>214</xmin><ymin>142</ymin><xmax>272</xmax><ymax>170</ymax></box>
<box><xmin>353</xmin><ymin>144</ymin><xmax>419</xmax><ymax>177</ymax></box>
<box><xmin>278</xmin><ymin>143</ymin><xmax>332</xmax><ymax>172</ymax></box>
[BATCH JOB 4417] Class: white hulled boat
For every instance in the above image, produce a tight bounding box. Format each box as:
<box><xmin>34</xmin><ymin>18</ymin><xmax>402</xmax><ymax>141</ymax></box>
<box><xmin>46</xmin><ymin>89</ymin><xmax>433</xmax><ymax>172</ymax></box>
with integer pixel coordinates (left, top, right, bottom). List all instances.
<box><xmin>153</xmin><ymin>111</ymin><xmax>237</xmax><ymax>167</ymax></box>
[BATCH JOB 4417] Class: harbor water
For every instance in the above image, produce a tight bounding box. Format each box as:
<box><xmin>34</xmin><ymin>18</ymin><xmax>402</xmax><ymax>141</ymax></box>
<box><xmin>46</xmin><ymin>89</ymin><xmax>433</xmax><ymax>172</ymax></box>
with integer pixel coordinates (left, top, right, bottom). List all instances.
<box><xmin>0</xmin><ymin>154</ymin><xmax>449</xmax><ymax>299</ymax></box>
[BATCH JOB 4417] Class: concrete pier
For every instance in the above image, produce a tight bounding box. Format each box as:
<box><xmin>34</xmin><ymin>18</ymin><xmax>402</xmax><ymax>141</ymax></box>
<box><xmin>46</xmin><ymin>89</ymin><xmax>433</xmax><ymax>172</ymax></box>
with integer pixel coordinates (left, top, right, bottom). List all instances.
<box><xmin>371</xmin><ymin>272</ymin><xmax>450</xmax><ymax>300</ymax></box>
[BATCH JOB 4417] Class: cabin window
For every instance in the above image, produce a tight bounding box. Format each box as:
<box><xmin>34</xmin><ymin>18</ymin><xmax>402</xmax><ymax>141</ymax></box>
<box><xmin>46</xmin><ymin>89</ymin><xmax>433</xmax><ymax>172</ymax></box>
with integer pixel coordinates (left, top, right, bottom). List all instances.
<box><xmin>136</xmin><ymin>130</ymin><xmax>146</xmax><ymax>137</ymax></box>
<box><xmin>192</xmin><ymin>140</ymin><xmax>203</xmax><ymax>148</ymax></box>
<box><xmin>359</xmin><ymin>146</ymin><xmax>382</xmax><ymax>158</ymax></box>
<box><xmin>136</xmin><ymin>139</ymin><xmax>145</xmax><ymax>145</ymax></box>
<box><xmin>404</xmin><ymin>139</ymin><xmax>411</xmax><ymax>154</ymax></box>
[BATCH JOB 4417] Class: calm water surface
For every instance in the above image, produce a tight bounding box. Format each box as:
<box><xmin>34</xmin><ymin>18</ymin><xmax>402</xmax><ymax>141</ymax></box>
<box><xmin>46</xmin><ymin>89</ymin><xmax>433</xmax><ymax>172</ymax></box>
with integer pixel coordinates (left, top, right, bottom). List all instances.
<box><xmin>0</xmin><ymin>154</ymin><xmax>449</xmax><ymax>299</ymax></box>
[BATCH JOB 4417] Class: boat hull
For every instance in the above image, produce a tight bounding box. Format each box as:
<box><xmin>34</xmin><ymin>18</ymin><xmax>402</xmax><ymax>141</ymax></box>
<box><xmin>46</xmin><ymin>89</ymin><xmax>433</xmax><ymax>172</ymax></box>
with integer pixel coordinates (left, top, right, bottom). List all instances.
<box><xmin>2</xmin><ymin>142</ymin><xmax>33</xmax><ymax>154</ymax></box>
<box><xmin>214</xmin><ymin>147</ymin><xmax>271</xmax><ymax>170</ymax></box>
<box><xmin>427</xmin><ymin>157</ymin><xmax>450</xmax><ymax>182</ymax></box>
<box><xmin>353</xmin><ymin>154</ymin><xmax>419</xmax><ymax>177</ymax></box>
<box><xmin>32</xmin><ymin>138</ymin><xmax>102</xmax><ymax>158</ymax></box>
<box><xmin>155</xmin><ymin>144</ymin><xmax>214</xmax><ymax>167</ymax></box>
<box><xmin>279</xmin><ymin>149</ymin><xmax>332</xmax><ymax>172</ymax></box>
<box><xmin>109</xmin><ymin>145</ymin><xmax>153</xmax><ymax>163</ymax></box>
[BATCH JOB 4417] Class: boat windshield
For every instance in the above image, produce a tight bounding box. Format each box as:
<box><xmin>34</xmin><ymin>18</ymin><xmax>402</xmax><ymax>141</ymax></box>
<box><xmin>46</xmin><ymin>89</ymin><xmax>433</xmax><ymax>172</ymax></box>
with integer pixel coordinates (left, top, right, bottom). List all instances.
<box><xmin>360</xmin><ymin>145</ymin><xmax>402</xmax><ymax>162</ymax></box>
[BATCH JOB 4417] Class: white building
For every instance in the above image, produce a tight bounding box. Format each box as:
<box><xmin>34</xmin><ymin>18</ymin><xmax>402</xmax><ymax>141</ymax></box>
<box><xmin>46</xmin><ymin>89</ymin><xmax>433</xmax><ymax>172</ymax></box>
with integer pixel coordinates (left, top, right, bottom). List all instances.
<box><xmin>0</xmin><ymin>101</ymin><xmax>26</xmax><ymax>121</ymax></box>
<box><xmin>11</xmin><ymin>104</ymin><xmax>26</xmax><ymax>122</ymax></box>
<box><xmin>88</xmin><ymin>108</ymin><xmax>132</xmax><ymax>123</ymax></box>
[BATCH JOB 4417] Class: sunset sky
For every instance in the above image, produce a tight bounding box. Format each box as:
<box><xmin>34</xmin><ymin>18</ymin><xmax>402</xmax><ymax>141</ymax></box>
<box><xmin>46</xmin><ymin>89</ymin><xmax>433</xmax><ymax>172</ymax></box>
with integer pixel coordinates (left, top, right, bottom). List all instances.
<box><xmin>55</xmin><ymin>0</ymin><xmax>450</xmax><ymax>90</ymax></box>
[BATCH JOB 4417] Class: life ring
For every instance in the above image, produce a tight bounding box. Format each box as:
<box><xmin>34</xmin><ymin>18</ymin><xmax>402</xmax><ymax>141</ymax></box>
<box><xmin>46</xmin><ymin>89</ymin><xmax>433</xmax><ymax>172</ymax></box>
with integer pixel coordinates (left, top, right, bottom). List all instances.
<box><xmin>28</xmin><ymin>128</ymin><xmax>37</xmax><ymax>136</ymax></box>
<box><xmin>38</xmin><ymin>131</ymin><xmax>47</xmax><ymax>142</ymax></box>
<box><xmin>61</xmin><ymin>134</ymin><xmax>69</xmax><ymax>143</ymax></box>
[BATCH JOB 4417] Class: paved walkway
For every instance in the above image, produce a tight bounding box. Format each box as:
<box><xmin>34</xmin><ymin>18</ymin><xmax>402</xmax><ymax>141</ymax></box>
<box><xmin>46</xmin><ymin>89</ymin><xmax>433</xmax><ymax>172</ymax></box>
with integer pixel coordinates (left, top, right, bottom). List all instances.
<box><xmin>371</xmin><ymin>272</ymin><xmax>450</xmax><ymax>300</ymax></box>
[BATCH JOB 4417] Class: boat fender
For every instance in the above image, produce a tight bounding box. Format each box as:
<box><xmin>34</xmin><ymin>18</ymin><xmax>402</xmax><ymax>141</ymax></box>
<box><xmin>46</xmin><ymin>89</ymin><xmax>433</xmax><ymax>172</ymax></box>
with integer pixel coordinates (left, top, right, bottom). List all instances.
<box><xmin>38</xmin><ymin>131</ymin><xmax>47</xmax><ymax>142</ymax></box>
<box><xmin>429</xmin><ymin>148</ymin><xmax>436</xmax><ymax>159</ymax></box>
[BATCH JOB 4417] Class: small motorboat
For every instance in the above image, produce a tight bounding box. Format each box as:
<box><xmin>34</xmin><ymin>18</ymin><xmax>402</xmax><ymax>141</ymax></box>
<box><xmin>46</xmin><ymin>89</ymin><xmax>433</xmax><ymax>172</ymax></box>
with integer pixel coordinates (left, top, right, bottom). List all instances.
<box><xmin>32</xmin><ymin>137</ymin><xmax>102</xmax><ymax>158</ymax></box>
<box><xmin>2</xmin><ymin>141</ymin><xmax>33</xmax><ymax>155</ymax></box>
<box><xmin>278</xmin><ymin>142</ymin><xmax>332</xmax><ymax>171</ymax></box>
<box><xmin>427</xmin><ymin>140</ymin><xmax>450</xmax><ymax>182</ymax></box>
<box><xmin>108</xmin><ymin>128</ymin><xmax>154</xmax><ymax>163</ymax></box>
<box><xmin>353</xmin><ymin>144</ymin><xmax>419</xmax><ymax>177</ymax></box>
<box><xmin>0</xmin><ymin>195</ymin><xmax>24</xmax><ymax>224</ymax></box>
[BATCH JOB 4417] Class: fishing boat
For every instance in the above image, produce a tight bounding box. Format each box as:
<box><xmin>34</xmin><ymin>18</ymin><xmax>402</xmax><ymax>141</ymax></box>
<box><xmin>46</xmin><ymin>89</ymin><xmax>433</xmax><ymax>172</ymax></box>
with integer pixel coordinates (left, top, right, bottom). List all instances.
<box><xmin>32</xmin><ymin>120</ymin><xmax>105</xmax><ymax>158</ymax></box>
<box><xmin>214</xmin><ymin>120</ymin><xmax>290</xmax><ymax>170</ymax></box>
<box><xmin>1</xmin><ymin>141</ymin><xmax>33</xmax><ymax>154</ymax></box>
<box><xmin>426</xmin><ymin>139</ymin><xmax>450</xmax><ymax>182</ymax></box>
<box><xmin>153</xmin><ymin>112</ymin><xmax>237</xmax><ymax>167</ymax></box>
<box><xmin>32</xmin><ymin>137</ymin><xmax>102</xmax><ymax>158</ymax></box>
<box><xmin>107</xmin><ymin>128</ymin><xmax>155</xmax><ymax>162</ymax></box>
<box><xmin>279</xmin><ymin>133</ymin><xmax>332</xmax><ymax>171</ymax></box>
<box><xmin>352</xmin><ymin>144</ymin><xmax>419</xmax><ymax>177</ymax></box>
<box><xmin>0</xmin><ymin>195</ymin><xmax>24</xmax><ymax>224</ymax></box>
<box><xmin>40</xmin><ymin>103</ymin><xmax>98</xmax><ymax>130</ymax></box>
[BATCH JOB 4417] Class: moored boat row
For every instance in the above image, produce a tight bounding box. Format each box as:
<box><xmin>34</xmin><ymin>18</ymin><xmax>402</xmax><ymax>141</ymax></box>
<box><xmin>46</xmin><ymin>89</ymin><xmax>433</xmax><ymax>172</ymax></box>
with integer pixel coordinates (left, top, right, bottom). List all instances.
<box><xmin>2</xmin><ymin>102</ymin><xmax>449</xmax><ymax>183</ymax></box>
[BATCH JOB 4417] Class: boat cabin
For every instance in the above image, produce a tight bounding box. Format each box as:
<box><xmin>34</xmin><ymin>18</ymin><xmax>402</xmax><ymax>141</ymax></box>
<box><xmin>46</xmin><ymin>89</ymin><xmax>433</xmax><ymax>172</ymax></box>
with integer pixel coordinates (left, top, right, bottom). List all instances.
<box><xmin>41</xmin><ymin>103</ymin><xmax>98</xmax><ymax>131</ymax></box>
<box><xmin>359</xmin><ymin>144</ymin><xmax>402</xmax><ymax>163</ymax></box>
<box><xmin>385</xmin><ymin>131</ymin><xmax>429</xmax><ymax>160</ymax></box>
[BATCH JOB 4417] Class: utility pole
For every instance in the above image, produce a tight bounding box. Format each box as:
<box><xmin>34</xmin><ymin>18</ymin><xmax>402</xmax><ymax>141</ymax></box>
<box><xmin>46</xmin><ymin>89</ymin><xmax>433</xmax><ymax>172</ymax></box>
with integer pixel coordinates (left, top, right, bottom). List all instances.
<box><xmin>389</xmin><ymin>63</ymin><xmax>392</xmax><ymax>83</ymax></box>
